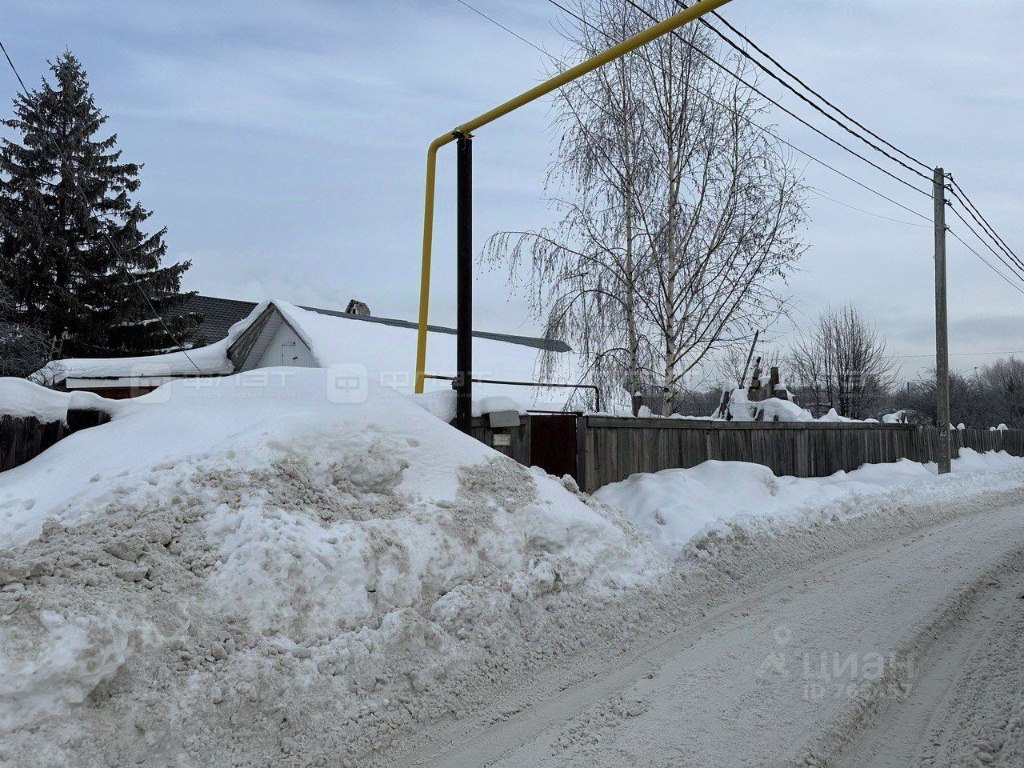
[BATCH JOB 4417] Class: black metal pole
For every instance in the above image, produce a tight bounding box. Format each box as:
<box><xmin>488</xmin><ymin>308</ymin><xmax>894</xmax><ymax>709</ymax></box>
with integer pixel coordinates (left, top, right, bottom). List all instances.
<box><xmin>455</xmin><ymin>133</ymin><xmax>473</xmax><ymax>434</ymax></box>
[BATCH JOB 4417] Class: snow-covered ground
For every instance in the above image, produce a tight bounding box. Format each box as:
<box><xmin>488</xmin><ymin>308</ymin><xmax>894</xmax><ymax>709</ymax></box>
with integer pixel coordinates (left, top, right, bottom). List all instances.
<box><xmin>2</xmin><ymin>370</ymin><xmax>1024</xmax><ymax>767</ymax></box>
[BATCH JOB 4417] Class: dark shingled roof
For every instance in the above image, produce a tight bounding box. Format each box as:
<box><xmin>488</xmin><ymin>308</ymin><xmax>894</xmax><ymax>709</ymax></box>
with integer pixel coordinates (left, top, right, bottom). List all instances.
<box><xmin>179</xmin><ymin>295</ymin><xmax>571</xmax><ymax>353</ymax></box>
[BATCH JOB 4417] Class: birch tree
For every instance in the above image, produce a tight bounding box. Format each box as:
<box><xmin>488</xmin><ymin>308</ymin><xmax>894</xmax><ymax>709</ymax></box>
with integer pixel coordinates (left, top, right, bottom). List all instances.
<box><xmin>486</xmin><ymin>0</ymin><xmax>805</xmax><ymax>414</ymax></box>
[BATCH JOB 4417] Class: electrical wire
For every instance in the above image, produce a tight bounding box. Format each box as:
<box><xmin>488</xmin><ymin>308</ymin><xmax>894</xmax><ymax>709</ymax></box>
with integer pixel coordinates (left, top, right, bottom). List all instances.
<box><xmin>947</xmin><ymin>176</ymin><xmax>1024</xmax><ymax>273</ymax></box>
<box><xmin>462</xmin><ymin>2</ymin><xmax>1023</xmax><ymax>348</ymax></box>
<box><xmin>0</xmin><ymin>38</ymin><xmax>206</xmax><ymax>372</ymax></box>
<box><xmin>0</xmin><ymin>38</ymin><xmax>27</xmax><ymax>94</ymax></box>
<box><xmin>673</xmin><ymin>0</ymin><xmax>933</xmax><ymax>175</ymax></box>
<box><xmin>454</xmin><ymin>0</ymin><xmax>552</xmax><ymax>57</ymax></box>
<box><xmin>610</xmin><ymin>0</ymin><xmax>933</xmax><ymax>201</ymax></box>
<box><xmin>947</xmin><ymin>226</ymin><xmax>1024</xmax><ymax>297</ymax></box>
<box><xmin>468</xmin><ymin>0</ymin><xmax>930</xmax><ymax>221</ymax></box>
<box><xmin>807</xmin><ymin>186</ymin><xmax>930</xmax><ymax>228</ymax></box>
<box><xmin>947</xmin><ymin>203</ymin><xmax>1024</xmax><ymax>285</ymax></box>
<box><xmin>896</xmin><ymin>348</ymin><xmax>1024</xmax><ymax>359</ymax></box>
<box><xmin>543</xmin><ymin>0</ymin><xmax>931</xmax><ymax>220</ymax></box>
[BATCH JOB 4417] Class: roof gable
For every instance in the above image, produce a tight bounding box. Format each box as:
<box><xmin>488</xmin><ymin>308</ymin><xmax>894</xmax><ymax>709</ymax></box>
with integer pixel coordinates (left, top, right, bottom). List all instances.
<box><xmin>179</xmin><ymin>294</ymin><xmax>570</xmax><ymax>353</ymax></box>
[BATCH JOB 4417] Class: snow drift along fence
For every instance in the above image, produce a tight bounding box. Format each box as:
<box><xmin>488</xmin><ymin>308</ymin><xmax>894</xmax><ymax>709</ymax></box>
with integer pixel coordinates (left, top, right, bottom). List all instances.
<box><xmin>573</xmin><ymin>418</ymin><xmax>1024</xmax><ymax>493</ymax></box>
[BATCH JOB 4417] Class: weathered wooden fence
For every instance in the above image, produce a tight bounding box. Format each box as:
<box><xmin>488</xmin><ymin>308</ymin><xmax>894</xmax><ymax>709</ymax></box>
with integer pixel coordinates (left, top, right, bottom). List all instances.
<box><xmin>573</xmin><ymin>417</ymin><xmax>1024</xmax><ymax>493</ymax></box>
<box><xmin>0</xmin><ymin>415</ymin><xmax>68</xmax><ymax>472</ymax></box>
<box><xmin>0</xmin><ymin>409</ymin><xmax>111</xmax><ymax>473</ymax></box>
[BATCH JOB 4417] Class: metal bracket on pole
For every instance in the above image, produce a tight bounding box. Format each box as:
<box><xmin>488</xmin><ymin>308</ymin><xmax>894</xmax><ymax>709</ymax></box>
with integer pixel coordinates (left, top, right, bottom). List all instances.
<box><xmin>455</xmin><ymin>133</ymin><xmax>473</xmax><ymax>434</ymax></box>
<box><xmin>934</xmin><ymin>166</ymin><xmax>951</xmax><ymax>474</ymax></box>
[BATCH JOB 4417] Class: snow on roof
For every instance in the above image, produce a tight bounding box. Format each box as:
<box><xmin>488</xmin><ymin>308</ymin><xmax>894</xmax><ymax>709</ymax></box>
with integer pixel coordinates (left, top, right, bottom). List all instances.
<box><xmin>272</xmin><ymin>302</ymin><xmax>581</xmax><ymax>409</ymax></box>
<box><xmin>44</xmin><ymin>300</ymin><xmax>585</xmax><ymax>411</ymax></box>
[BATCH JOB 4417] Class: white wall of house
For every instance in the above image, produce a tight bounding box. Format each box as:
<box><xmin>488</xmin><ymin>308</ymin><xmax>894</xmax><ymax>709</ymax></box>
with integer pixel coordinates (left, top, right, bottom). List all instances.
<box><xmin>254</xmin><ymin>322</ymin><xmax>317</xmax><ymax>369</ymax></box>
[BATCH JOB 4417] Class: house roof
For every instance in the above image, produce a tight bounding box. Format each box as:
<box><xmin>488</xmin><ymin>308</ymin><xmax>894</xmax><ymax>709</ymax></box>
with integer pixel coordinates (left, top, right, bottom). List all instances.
<box><xmin>43</xmin><ymin>300</ymin><xmax>586</xmax><ymax>411</ymax></box>
<box><xmin>178</xmin><ymin>294</ymin><xmax>570</xmax><ymax>353</ymax></box>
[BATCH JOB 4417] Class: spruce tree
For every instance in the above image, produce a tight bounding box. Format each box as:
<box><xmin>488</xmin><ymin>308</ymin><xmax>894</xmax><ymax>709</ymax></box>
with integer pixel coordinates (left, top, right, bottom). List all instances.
<box><xmin>0</xmin><ymin>51</ymin><xmax>195</xmax><ymax>359</ymax></box>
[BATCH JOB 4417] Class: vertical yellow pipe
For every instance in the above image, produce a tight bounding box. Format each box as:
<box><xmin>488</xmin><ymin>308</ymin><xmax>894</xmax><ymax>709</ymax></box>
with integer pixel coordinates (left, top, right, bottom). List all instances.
<box><xmin>415</xmin><ymin>134</ymin><xmax>455</xmax><ymax>394</ymax></box>
<box><xmin>414</xmin><ymin>0</ymin><xmax>735</xmax><ymax>392</ymax></box>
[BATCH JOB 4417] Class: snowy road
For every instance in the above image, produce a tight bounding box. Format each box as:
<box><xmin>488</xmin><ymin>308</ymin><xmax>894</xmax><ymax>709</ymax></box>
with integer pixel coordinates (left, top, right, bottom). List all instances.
<box><xmin>385</xmin><ymin>502</ymin><xmax>1024</xmax><ymax>768</ymax></box>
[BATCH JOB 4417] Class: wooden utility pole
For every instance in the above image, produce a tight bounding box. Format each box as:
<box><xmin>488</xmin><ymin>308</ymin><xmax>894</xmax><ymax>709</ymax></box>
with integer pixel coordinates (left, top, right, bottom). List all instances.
<box><xmin>934</xmin><ymin>167</ymin><xmax>951</xmax><ymax>474</ymax></box>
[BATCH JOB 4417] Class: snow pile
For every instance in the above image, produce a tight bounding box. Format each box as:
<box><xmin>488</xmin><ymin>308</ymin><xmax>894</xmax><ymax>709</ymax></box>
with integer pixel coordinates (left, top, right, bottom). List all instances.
<box><xmin>595</xmin><ymin>450</ymin><xmax>1024</xmax><ymax>561</ymax></box>
<box><xmin>0</xmin><ymin>378</ymin><xmax>117</xmax><ymax>423</ymax></box>
<box><xmin>0</xmin><ymin>369</ymin><xmax>659</xmax><ymax>767</ymax></box>
<box><xmin>817</xmin><ymin>407</ymin><xmax>854</xmax><ymax>422</ymax></box>
<box><xmin>718</xmin><ymin>390</ymin><xmax>816</xmax><ymax>422</ymax></box>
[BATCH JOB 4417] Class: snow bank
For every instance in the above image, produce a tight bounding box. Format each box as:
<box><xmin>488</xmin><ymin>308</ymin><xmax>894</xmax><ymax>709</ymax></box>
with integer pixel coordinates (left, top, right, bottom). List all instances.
<box><xmin>0</xmin><ymin>368</ymin><xmax>659</xmax><ymax>766</ymax></box>
<box><xmin>0</xmin><ymin>378</ymin><xmax>118</xmax><ymax>423</ymax></box>
<box><xmin>0</xmin><ymin>378</ymin><xmax>72</xmax><ymax>422</ymax></box>
<box><xmin>595</xmin><ymin>450</ymin><xmax>1024</xmax><ymax>561</ymax></box>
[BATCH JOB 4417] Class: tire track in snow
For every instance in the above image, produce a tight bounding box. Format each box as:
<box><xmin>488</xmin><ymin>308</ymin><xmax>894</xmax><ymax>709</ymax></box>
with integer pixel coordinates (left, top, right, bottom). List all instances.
<box><xmin>386</xmin><ymin>503</ymin><xmax>1024</xmax><ymax>768</ymax></box>
<box><xmin>834</xmin><ymin>566</ymin><xmax>1024</xmax><ymax>767</ymax></box>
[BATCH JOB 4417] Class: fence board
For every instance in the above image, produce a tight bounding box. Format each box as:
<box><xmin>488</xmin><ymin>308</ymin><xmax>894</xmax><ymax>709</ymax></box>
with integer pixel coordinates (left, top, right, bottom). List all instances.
<box><xmin>576</xmin><ymin>418</ymin><xmax>1024</xmax><ymax>492</ymax></box>
<box><xmin>0</xmin><ymin>415</ymin><xmax>69</xmax><ymax>472</ymax></box>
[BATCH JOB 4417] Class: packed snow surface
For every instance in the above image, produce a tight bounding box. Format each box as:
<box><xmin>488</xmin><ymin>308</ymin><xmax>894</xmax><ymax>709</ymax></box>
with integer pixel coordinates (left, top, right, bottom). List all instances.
<box><xmin>3</xmin><ymin>367</ymin><xmax>1024</xmax><ymax>767</ymax></box>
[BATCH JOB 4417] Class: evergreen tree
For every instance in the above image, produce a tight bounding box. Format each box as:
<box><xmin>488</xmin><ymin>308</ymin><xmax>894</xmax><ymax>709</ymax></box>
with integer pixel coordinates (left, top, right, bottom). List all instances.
<box><xmin>0</xmin><ymin>51</ymin><xmax>195</xmax><ymax>359</ymax></box>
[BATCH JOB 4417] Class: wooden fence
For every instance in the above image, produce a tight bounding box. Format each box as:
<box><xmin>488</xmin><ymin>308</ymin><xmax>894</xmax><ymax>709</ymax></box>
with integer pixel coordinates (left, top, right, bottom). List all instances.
<box><xmin>0</xmin><ymin>415</ymin><xmax>68</xmax><ymax>472</ymax></box>
<box><xmin>0</xmin><ymin>409</ymin><xmax>111</xmax><ymax>473</ymax></box>
<box><xmin>573</xmin><ymin>417</ymin><xmax>1024</xmax><ymax>493</ymax></box>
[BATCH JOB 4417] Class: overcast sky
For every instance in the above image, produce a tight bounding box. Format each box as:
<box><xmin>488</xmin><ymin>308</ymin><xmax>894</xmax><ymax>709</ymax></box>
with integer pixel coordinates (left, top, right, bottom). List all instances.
<box><xmin>3</xmin><ymin>0</ymin><xmax>1022</xmax><ymax>381</ymax></box>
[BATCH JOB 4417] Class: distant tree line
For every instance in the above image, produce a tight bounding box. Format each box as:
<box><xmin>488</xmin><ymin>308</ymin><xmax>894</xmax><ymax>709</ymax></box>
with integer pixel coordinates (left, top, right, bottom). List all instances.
<box><xmin>661</xmin><ymin>302</ymin><xmax>1024</xmax><ymax>429</ymax></box>
<box><xmin>900</xmin><ymin>359</ymin><xmax>1024</xmax><ymax>429</ymax></box>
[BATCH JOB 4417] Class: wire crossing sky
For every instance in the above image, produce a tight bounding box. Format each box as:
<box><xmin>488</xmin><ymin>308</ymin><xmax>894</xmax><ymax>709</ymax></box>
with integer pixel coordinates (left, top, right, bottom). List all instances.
<box><xmin>0</xmin><ymin>0</ymin><xmax>1022</xmax><ymax>380</ymax></box>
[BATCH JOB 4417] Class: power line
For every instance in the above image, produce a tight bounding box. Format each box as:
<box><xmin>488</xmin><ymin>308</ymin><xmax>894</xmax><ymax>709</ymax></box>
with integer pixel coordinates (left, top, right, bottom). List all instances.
<box><xmin>612</xmin><ymin>0</ymin><xmax>931</xmax><ymax>199</ymax></box>
<box><xmin>674</xmin><ymin>0</ymin><xmax>932</xmax><ymax>174</ymax></box>
<box><xmin>0</xmin><ymin>38</ymin><xmax>206</xmax><ymax>373</ymax></box>
<box><xmin>946</xmin><ymin>175</ymin><xmax>1024</xmax><ymax>273</ymax></box>
<box><xmin>947</xmin><ymin>226</ymin><xmax>1024</xmax><ymax>298</ymax></box>
<box><xmin>807</xmin><ymin>186</ymin><xmax>930</xmax><ymax>228</ymax></box>
<box><xmin>896</xmin><ymin>348</ymin><xmax>1024</xmax><ymax>359</ymax></box>
<box><xmin>544</xmin><ymin>0</ymin><xmax>931</xmax><ymax>221</ymax></box>
<box><xmin>454</xmin><ymin>0</ymin><xmax>552</xmax><ymax>57</ymax></box>
<box><xmin>0</xmin><ymin>39</ymin><xmax>27</xmax><ymax>94</ymax></box>
<box><xmin>467</xmin><ymin>3</ymin><xmax>1022</xmax><ymax>357</ymax></box>
<box><xmin>947</xmin><ymin>203</ymin><xmax>1024</xmax><ymax>286</ymax></box>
